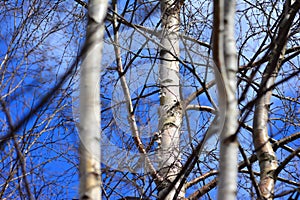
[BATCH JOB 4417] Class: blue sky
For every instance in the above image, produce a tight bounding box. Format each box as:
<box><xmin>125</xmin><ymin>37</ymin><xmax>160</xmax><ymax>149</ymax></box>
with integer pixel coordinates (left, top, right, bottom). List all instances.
<box><xmin>0</xmin><ymin>0</ymin><xmax>299</xmax><ymax>199</ymax></box>
<box><xmin>0</xmin><ymin>0</ymin><xmax>85</xmax><ymax>198</ymax></box>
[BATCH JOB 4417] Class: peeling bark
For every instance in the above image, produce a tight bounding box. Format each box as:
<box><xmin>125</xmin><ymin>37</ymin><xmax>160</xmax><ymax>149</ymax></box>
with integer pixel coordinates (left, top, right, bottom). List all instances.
<box><xmin>252</xmin><ymin>1</ymin><xmax>300</xmax><ymax>199</ymax></box>
<box><xmin>157</xmin><ymin>0</ymin><xmax>185</xmax><ymax>199</ymax></box>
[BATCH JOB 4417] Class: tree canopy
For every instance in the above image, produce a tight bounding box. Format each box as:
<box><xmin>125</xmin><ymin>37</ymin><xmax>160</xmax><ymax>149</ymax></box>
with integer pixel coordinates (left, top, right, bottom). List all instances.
<box><xmin>0</xmin><ymin>0</ymin><xmax>299</xmax><ymax>199</ymax></box>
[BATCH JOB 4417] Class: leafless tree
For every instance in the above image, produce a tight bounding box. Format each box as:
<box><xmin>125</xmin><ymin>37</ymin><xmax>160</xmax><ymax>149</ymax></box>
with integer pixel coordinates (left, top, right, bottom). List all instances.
<box><xmin>0</xmin><ymin>0</ymin><xmax>300</xmax><ymax>199</ymax></box>
<box><xmin>0</xmin><ymin>0</ymin><xmax>86</xmax><ymax>199</ymax></box>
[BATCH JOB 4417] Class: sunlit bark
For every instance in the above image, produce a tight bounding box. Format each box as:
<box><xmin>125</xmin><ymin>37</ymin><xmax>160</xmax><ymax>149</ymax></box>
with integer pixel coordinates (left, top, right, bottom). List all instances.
<box><xmin>253</xmin><ymin>1</ymin><xmax>300</xmax><ymax>199</ymax></box>
<box><xmin>213</xmin><ymin>0</ymin><xmax>239</xmax><ymax>199</ymax></box>
<box><xmin>79</xmin><ymin>0</ymin><xmax>108</xmax><ymax>199</ymax></box>
<box><xmin>157</xmin><ymin>0</ymin><xmax>185</xmax><ymax>199</ymax></box>
<box><xmin>1</xmin><ymin>0</ymin><xmax>300</xmax><ymax>199</ymax></box>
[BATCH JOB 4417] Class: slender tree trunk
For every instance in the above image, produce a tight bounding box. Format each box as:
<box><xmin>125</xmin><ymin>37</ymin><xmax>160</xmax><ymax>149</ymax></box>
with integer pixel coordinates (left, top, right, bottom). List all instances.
<box><xmin>252</xmin><ymin>1</ymin><xmax>300</xmax><ymax>199</ymax></box>
<box><xmin>157</xmin><ymin>0</ymin><xmax>185</xmax><ymax>199</ymax></box>
<box><xmin>213</xmin><ymin>0</ymin><xmax>239</xmax><ymax>200</ymax></box>
<box><xmin>79</xmin><ymin>1</ymin><xmax>108</xmax><ymax>199</ymax></box>
<box><xmin>252</xmin><ymin>68</ymin><xmax>279</xmax><ymax>200</ymax></box>
<box><xmin>111</xmin><ymin>0</ymin><xmax>162</xmax><ymax>185</ymax></box>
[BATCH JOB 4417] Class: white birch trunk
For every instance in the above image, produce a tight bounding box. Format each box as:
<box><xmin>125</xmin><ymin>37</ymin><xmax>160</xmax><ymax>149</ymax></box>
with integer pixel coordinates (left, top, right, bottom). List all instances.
<box><xmin>79</xmin><ymin>1</ymin><xmax>108</xmax><ymax>199</ymax></box>
<box><xmin>252</xmin><ymin>45</ymin><xmax>284</xmax><ymax>200</ymax></box>
<box><xmin>217</xmin><ymin>1</ymin><xmax>239</xmax><ymax>199</ymax></box>
<box><xmin>252</xmin><ymin>1</ymin><xmax>300</xmax><ymax>198</ymax></box>
<box><xmin>158</xmin><ymin>0</ymin><xmax>185</xmax><ymax>199</ymax></box>
<box><xmin>252</xmin><ymin>76</ymin><xmax>278</xmax><ymax>200</ymax></box>
<box><xmin>213</xmin><ymin>0</ymin><xmax>239</xmax><ymax>199</ymax></box>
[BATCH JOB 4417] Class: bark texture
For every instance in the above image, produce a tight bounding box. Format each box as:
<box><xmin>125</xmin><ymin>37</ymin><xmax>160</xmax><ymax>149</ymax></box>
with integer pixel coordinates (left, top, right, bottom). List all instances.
<box><xmin>79</xmin><ymin>1</ymin><xmax>108</xmax><ymax>199</ymax></box>
<box><xmin>253</xmin><ymin>1</ymin><xmax>300</xmax><ymax>199</ymax></box>
<box><xmin>157</xmin><ymin>0</ymin><xmax>185</xmax><ymax>199</ymax></box>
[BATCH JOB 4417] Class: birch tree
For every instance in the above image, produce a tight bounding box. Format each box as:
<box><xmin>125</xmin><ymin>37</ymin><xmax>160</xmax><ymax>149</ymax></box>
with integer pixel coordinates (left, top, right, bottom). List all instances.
<box><xmin>1</xmin><ymin>0</ymin><xmax>300</xmax><ymax>199</ymax></box>
<box><xmin>252</xmin><ymin>0</ymin><xmax>300</xmax><ymax>199</ymax></box>
<box><xmin>212</xmin><ymin>0</ymin><xmax>239</xmax><ymax>199</ymax></box>
<box><xmin>157</xmin><ymin>0</ymin><xmax>185</xmax><ymax>199</ymax></box>
<box><xmin>99</xmin><ymin>0</ymin><xmax>300</xmax><ymax>199</ymax></box>
<box><xmin>79</xmin><ymin>0</ymin><xmax>108</xmax><ymax>199</ymax></box>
